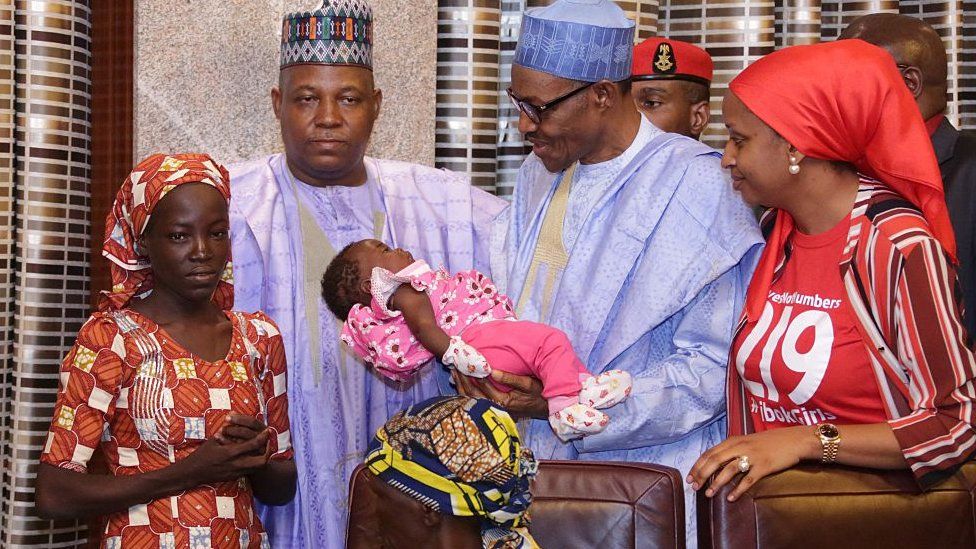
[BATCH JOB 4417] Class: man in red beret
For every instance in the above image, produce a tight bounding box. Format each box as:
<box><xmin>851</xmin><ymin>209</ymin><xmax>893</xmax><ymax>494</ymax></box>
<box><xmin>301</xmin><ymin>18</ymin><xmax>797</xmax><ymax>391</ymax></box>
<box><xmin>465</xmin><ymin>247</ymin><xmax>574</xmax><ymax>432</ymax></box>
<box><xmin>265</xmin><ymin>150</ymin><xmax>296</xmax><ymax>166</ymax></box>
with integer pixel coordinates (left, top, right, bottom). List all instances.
<box><xmin>631</xmin><ymin>37</ymin><xmax>713</xmax><ymax>140</ymax></box>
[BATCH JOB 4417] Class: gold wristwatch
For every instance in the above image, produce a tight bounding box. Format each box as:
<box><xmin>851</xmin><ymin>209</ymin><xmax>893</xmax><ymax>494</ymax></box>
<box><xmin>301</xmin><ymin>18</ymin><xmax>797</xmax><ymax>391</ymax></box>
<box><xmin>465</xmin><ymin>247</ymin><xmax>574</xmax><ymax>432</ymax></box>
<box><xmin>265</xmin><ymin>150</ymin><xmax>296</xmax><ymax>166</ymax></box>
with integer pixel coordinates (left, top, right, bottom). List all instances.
<box><xmin>814</xmin><ymin>423</ymin><xmax>841</xmax><ymax>464</ymax></box>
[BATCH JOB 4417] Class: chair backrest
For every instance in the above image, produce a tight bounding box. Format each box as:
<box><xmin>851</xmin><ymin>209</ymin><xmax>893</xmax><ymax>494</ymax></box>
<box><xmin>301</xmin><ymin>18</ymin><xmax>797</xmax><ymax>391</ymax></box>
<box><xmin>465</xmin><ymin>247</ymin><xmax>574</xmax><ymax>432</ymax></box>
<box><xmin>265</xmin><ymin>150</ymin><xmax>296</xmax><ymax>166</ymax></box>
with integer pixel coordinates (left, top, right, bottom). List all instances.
<box><xmin>528</xmin><ymin>460</ymin><xmax>685</xmax><ymax>549</ymax></box>
<box><xmin>698</xmin><ymin>461</ymin><xmax>976</xmax><ymax>549</ymax></box>
<box><xmin>347</xmin><ymin>459</ymin><xmax>686</xmax><ymax>548</ymax></box>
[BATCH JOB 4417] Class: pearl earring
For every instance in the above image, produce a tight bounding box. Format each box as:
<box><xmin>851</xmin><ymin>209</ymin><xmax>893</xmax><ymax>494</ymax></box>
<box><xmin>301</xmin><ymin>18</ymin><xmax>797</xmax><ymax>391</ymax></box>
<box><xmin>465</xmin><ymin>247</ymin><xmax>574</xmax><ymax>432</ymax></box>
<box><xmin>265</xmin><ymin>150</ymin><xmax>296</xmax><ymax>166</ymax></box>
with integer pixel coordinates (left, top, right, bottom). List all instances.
<box><xmin>788</xmin><ymin>150</ymin><xmax>801</xmax><ymax>175</ymax></box>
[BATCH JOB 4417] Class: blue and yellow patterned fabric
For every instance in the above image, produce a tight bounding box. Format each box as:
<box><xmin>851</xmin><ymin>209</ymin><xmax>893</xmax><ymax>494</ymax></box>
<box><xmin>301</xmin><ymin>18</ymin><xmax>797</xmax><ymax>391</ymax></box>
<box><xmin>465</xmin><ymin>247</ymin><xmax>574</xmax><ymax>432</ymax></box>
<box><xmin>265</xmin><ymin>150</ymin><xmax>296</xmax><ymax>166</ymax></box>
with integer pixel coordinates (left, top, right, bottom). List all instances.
<box><xmin>365</xmin><ymin>396</ymin><xmax>540</xmax><ymax>549</ymax></box>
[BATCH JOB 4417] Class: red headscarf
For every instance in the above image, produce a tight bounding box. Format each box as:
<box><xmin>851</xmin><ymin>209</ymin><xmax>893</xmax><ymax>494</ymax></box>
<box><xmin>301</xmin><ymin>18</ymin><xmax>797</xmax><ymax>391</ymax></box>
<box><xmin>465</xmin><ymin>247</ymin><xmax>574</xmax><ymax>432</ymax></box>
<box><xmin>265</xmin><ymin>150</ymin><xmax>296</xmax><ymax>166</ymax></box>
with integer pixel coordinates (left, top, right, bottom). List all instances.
<box><xmin>100</xmin><ymin>153</ymin><xmax>234</xmax><ymax>311</ymax></box>
<box><xmin>730</xmin><ymin>39</ymin><xmax>955</xmax><ymax>321</ymax></box>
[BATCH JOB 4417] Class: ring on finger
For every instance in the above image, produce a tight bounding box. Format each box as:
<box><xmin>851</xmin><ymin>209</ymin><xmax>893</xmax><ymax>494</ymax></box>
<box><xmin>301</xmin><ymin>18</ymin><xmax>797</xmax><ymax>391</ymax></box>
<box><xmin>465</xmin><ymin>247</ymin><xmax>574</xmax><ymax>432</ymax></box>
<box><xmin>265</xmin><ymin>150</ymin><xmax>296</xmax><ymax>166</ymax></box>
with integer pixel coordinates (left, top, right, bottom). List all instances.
<box><xmin>737</xmin><ymin>455</ymin><xmax>751</xmax><ymax>473</ymax></box>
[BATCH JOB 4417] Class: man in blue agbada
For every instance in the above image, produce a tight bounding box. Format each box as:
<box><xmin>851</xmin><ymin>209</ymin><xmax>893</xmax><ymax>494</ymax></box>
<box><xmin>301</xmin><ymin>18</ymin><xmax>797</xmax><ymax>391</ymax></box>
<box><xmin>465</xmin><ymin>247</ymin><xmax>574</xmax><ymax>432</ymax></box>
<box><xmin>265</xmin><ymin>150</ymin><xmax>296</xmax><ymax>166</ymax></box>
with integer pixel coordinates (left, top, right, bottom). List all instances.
<box><xmin>471</xmin><ymin>0</ymin><xmax>763</xmax><ymax>545</ymax></box>
<box><xmin>227</xmin><ymin>1</ymin><xmax>507</xmax><ymax>547</ymax></box>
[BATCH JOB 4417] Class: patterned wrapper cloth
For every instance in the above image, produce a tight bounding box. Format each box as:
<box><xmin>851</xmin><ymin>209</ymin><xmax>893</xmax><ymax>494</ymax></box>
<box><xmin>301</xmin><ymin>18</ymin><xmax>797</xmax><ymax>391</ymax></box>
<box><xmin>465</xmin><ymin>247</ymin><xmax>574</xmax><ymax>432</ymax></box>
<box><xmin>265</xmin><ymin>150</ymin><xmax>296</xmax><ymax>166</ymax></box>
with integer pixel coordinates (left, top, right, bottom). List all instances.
<box><xmin>100</xmin><ymin>152</ymin><xmax>234</xmax><ymax>311</ymax></box>
<box><xmin>365</xmin><ymin>396</ymin><xmax>541</xmax><ymax>549</ymax></box>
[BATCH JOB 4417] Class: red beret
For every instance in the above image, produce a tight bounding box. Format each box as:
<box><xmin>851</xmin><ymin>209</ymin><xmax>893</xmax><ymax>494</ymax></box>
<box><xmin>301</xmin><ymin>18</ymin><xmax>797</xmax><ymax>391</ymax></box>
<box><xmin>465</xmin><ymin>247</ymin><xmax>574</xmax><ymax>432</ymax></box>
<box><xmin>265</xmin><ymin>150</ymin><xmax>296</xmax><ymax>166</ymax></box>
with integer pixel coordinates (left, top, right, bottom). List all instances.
<box><xmin>632</xmin><ymin>37</ymin><xmax>713</xmax><ymax>86</ymax></box>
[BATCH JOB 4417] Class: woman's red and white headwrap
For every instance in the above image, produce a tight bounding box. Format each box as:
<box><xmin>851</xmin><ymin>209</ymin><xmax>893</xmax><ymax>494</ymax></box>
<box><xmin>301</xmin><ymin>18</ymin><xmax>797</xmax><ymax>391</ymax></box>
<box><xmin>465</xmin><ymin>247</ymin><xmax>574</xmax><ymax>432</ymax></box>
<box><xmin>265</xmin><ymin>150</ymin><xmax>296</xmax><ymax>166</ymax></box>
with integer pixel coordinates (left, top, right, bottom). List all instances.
<box><xmin>100</xmin><ymin>153</ymin><xmax>233</xmax><ymax>311</ymax></box>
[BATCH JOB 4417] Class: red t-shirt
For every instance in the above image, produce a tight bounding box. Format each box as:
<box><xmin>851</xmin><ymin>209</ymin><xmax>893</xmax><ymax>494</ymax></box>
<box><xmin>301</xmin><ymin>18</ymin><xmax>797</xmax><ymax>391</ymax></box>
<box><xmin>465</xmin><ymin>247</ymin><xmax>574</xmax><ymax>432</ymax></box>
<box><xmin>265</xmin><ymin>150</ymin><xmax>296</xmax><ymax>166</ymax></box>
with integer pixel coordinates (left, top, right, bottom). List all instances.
<box><xmin>734</xmin><ymin>215</ymin><xmax>888</xmax><ymax>431</ymax></box>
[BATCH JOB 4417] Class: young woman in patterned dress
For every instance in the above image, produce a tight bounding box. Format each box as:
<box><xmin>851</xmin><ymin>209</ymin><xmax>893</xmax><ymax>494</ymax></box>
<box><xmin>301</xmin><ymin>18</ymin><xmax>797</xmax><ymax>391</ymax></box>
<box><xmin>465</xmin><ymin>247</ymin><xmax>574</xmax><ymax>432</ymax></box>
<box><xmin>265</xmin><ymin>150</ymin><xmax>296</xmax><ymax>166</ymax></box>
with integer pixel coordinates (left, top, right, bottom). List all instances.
<box><xmin>35</xmin><ymin>153</ymin><xmax>296</xmax><ymax>548</ymax></box>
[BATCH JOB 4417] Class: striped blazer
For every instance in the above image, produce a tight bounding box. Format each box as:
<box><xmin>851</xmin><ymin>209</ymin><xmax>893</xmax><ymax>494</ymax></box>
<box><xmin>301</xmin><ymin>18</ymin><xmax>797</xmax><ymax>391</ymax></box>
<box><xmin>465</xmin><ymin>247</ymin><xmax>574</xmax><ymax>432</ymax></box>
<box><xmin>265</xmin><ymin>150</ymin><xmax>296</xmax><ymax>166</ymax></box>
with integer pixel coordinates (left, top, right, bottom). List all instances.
<box><xmin>727</xmin><ymin>180</ymin><xmax>976</xmax><ymax>488</ymax></box>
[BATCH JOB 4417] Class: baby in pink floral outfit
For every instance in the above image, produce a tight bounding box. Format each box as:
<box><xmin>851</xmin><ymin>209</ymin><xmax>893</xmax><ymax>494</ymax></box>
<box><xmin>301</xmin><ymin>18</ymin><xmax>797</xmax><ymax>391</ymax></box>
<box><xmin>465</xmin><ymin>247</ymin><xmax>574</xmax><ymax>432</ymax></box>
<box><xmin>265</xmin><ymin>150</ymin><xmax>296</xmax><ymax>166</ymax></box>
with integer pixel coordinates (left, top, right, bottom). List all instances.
<box><xmin>321</xmin><ymin>239</ymin><xmax>632</xmax><ymax>441</ymax></box>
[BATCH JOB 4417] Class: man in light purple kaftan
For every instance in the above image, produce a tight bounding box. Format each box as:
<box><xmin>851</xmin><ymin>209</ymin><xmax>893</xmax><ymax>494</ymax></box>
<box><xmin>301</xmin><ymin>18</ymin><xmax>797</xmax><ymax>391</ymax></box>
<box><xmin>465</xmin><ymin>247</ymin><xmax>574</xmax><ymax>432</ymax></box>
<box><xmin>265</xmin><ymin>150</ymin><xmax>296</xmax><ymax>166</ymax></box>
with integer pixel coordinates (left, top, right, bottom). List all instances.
<box><xmin>227</xmin><ymin>2</ymin><xmax>507</xmax><ymax>547</ymax></box>
<box><xmin>482</xmin><ymin>1</ymin><xmax>764</xmax><ymax>546</ymax></box>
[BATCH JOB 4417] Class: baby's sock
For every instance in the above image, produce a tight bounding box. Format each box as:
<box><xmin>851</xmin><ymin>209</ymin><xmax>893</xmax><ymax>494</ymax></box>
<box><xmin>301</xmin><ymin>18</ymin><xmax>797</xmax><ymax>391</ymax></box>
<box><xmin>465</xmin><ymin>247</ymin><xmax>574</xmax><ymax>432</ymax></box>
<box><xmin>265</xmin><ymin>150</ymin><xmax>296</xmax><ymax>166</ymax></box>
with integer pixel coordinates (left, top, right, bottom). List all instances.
<box><xmin>549</xmin><ymin>403</ymin><xmax>609</xmax><ymax>442</ymax></box>
<box><xmin>548</xmin><ymin>394</ymin><xmax>579</xmax><ymax>416</ymax></box>
<box><xmin>579</xmin><ymin>370</ymin><xmax>633</xmax><ymax>409</ymax></box>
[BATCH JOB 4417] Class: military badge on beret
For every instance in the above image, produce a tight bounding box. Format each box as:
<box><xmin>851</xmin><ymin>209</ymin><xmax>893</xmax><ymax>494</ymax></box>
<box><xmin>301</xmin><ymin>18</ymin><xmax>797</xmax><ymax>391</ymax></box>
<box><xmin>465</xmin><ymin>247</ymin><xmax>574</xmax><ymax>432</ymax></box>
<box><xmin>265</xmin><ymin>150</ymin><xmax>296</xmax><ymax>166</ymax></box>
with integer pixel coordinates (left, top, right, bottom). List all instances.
<box><xmin>653</xmin><ymin>42</ymin><xmax>676</xmax><ymax>74</ymax></box>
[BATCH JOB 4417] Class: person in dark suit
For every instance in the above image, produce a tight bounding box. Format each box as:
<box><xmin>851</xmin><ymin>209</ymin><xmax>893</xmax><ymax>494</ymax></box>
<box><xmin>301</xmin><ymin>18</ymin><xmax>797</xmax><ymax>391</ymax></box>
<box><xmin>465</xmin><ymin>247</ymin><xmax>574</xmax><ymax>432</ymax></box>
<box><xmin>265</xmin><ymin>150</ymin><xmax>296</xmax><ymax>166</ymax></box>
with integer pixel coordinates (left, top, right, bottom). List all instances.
<box><xmin>842</xmin><ymin>14</ymin><xmax>976</xmax><ymax>339</ymax></box>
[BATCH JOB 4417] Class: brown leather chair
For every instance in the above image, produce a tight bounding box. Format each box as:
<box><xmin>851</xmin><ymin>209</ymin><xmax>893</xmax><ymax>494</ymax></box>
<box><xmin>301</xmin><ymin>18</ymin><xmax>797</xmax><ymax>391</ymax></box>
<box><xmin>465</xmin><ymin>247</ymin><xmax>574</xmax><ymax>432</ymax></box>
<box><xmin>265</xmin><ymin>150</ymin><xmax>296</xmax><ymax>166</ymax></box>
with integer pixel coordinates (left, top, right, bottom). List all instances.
<box><xmin>347</xmin><ymin>459</ymin><xmax>686</xmax><ymax>548</ymax></box>
<box><xmin>698</xmin><ymin>461</ymin><xmax>976</xmax><ymax>549</ymax></box>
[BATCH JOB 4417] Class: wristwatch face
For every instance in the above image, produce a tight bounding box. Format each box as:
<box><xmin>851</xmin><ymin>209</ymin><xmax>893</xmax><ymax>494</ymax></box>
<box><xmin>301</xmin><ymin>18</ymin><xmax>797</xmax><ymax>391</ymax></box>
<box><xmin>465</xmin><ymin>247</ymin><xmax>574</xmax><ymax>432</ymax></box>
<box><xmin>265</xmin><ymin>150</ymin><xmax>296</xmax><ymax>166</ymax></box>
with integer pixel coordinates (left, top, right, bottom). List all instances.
<box><xmin>818</xmin><ymin>423</ymin><xmax>840</xmax><ymax>440</ymax></box>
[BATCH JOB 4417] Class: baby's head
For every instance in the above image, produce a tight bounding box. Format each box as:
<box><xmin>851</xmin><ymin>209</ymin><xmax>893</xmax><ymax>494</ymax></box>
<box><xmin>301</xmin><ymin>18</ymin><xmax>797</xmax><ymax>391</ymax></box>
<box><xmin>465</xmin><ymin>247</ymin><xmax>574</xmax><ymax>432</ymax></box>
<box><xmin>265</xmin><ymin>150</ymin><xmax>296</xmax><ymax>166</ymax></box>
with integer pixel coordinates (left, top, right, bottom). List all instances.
<box><xmin>322</xmin><ymin>239</ymin><xmax>416</xmax><ymax>320</ymax></box>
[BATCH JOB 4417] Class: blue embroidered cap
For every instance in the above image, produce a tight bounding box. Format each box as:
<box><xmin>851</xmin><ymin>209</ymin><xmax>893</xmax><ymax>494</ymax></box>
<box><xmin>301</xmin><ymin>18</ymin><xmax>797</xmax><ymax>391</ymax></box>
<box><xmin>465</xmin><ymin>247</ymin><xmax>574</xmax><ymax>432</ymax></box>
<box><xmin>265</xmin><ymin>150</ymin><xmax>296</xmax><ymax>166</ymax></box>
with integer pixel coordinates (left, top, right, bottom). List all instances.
<box><xmin>280</xmin><ymin>0</ymin><xmax>373</xmax><ymax>70</ymax></box>
<box><xmin>514</xmin><ymin>0</ymin><xmax>635</xmax><ymax>82</ymax></box>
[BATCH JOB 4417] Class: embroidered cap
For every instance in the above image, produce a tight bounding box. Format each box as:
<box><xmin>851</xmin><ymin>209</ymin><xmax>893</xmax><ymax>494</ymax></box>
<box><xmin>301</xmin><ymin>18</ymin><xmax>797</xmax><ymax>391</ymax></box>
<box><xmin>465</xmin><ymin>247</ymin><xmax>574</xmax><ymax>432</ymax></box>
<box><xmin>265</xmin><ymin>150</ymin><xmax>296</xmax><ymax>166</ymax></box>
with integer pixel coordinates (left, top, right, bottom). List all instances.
<box><xmin>632</xmin><ymin>37</ymin><xmax>713</xmax><ymax>86</ymax></box>
<box><xmin>514</xmin><ymin>0</ymin><xmax>635</xmax><ymax>82</ymax></box>
<box><xmin>280</xmin><ymin>0</ymin><xmax>373</xmax><ymax>70</ymax></box>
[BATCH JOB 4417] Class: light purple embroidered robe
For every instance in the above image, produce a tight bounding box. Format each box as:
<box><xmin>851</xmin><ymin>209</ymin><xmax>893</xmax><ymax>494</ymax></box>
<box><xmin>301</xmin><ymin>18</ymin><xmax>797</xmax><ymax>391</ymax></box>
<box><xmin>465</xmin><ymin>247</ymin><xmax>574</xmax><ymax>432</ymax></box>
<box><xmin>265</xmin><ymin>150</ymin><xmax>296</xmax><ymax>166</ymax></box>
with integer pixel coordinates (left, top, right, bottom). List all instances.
<box><xmin>229</xmin><ymin>153</ymin><xmax>506</xmax><ymax>549</ymax></box>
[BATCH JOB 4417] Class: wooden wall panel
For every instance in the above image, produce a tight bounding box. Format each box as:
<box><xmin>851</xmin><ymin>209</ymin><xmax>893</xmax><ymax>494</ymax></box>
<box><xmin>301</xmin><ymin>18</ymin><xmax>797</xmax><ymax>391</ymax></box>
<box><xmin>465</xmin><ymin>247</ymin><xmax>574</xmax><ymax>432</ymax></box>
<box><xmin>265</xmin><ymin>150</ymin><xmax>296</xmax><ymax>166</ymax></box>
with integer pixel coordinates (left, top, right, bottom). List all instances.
<box><xmin>90</xmin><ymin>2</ymin><xmax>133</xmax><ymax>311</ymax></box>
<box><xmin>85</xmin><ymin>3</ymin><xmax>133</xmax><ymax>545</ymax></box>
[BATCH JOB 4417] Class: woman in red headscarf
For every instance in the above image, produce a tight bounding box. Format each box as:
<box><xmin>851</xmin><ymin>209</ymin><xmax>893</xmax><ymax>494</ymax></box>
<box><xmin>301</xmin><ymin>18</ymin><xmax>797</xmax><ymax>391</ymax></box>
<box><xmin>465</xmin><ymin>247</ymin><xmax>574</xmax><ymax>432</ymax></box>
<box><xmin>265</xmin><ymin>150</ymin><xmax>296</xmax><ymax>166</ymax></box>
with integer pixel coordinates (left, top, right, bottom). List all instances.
<box><xmin>688</xmin><ymin>40</ymin><xmax>976</xmax><ymax>502</ymax></box>
<box><xmin>35</xmin><ymin>154</ymin><xmax>296</xmax><ymax>547</ymax></box>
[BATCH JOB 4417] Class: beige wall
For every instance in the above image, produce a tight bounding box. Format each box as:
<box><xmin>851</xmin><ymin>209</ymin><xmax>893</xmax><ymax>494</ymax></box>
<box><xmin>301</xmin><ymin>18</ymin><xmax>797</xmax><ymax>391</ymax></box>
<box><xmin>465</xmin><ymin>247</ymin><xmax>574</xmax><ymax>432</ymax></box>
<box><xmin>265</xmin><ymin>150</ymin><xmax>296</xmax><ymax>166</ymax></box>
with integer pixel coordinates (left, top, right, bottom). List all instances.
<box><xmin>134</xmin><ymin>0</ymin><xmax>437</xmax><ymax>168</ymax></box>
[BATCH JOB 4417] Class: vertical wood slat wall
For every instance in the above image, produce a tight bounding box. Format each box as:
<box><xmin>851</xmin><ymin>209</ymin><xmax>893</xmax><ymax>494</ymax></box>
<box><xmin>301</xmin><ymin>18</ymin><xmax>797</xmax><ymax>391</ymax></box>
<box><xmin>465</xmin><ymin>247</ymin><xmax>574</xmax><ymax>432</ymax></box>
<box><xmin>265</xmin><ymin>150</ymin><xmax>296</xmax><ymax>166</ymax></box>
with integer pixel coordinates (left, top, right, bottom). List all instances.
<box><xmin>2</xmin><ymin>1</ymin><xmax>94</xmax><ymax>547</ymax></box>
<box><xmin>90</xmin><ymin>2</ymin><xmax>132</xmax><ymax>310</ymax></box>
<box><xmin>79</xmin><ymin>3</ymin><xmax>133</xmax><ymax>546</ymax></box>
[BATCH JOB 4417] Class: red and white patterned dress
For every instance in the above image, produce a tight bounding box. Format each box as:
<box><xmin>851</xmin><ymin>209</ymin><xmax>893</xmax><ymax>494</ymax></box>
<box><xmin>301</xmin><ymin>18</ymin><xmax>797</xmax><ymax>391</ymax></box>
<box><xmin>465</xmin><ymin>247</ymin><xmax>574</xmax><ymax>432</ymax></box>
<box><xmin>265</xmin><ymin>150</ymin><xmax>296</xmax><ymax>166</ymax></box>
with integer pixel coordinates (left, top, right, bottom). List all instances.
<box><xmin>41</xmin><ymin>309</ymin><xmax>292</xmax><ymax>549</ymax></box>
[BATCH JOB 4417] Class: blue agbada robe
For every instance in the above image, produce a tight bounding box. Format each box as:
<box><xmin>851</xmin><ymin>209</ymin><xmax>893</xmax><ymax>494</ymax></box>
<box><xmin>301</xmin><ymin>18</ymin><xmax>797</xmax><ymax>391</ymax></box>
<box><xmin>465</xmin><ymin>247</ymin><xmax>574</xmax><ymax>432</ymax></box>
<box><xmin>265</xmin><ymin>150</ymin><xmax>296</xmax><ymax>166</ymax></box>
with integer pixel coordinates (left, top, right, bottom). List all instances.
<box><xmin>229</xmin><ymin>153</ymin><xmax>507</xmax><ymax>549</ymax></box>
<box><xmin>491</xmin><ymin>119</ymin><xmax>763</xmax><ymax>546</ymax></box>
